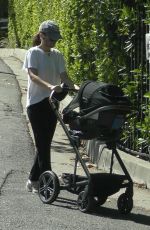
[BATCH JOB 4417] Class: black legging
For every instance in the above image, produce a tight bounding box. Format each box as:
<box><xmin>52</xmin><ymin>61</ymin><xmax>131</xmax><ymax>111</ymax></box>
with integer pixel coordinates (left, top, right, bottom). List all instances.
<box><xmin>27</xmin><ymin>97</ymin><xmax>58</xmax><ymax>181</ymax></box>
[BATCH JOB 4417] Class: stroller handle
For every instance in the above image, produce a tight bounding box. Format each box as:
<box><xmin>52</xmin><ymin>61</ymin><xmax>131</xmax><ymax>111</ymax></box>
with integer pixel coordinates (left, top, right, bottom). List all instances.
<box><xmin>49</xmin><ymin>86</ymin><xmax>78</xmax><ymax>102</ymax></box>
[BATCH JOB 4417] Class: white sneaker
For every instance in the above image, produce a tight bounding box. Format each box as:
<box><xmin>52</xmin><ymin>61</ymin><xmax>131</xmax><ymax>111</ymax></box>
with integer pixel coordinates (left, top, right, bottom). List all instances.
<box><xmin>58</xmin><ymin>175</ymin><xmax>66</xmax><ymax>186</ymax></box>
<box><xmin>26</xmin><ymin>179</ymin><xmax>39</xmax><ymax>193</ymax></box>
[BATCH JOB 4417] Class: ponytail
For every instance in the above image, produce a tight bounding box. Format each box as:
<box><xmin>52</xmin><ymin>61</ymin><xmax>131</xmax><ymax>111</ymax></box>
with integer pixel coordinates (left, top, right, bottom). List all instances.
<box><xmin>32</xmin><ymin>33</ymin><xmax>41</xmax><ymax>46</ymax></box>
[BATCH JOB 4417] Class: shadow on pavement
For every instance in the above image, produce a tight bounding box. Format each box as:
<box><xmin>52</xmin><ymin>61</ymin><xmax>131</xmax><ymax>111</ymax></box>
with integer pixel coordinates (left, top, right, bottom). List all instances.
<box><xmin>51</xmin><ymin>197</ymin><xmax>78</xmax><ymax>211</ymax></box>
<box><xmin>93</xmin><ymin>206</ymin><xmax>150</xmax><ymax>227</ymax></box>
<box><xmin>52</xmin><ymin>140</ymin><xmax>74</xmax><ymax>154</ymax></box>
<box><xmin>53</xmin><ymin>140</ymin><xmax>70</xmax><ymax>146</ymax></box>
<box><xmin>52</xmin><ymin>197</ymin><xmax>150</xmax><ymax>227</ymax></box>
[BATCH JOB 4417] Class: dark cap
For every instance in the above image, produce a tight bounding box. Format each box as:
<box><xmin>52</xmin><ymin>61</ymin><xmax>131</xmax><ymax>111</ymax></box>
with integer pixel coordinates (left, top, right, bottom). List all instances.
<box><xmin>39</xmin><ymin>20</ymin><xmax>62</xmax><ymax>41</ymax></box>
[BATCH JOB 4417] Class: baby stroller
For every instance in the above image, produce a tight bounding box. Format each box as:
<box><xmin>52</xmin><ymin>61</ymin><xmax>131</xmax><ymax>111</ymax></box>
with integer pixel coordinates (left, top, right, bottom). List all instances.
<box><xmin>38</xmin><ymin>81</ymin><xmax>134</xmax><ymax>214</ymax></box>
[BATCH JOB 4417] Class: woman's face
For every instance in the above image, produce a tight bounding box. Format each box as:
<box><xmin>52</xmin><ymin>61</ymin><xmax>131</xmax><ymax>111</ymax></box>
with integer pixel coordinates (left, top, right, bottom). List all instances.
<box><xmin>40</xmin><ymin>33</ymin><xmax>57</xmax><ymax>48</ymax></box>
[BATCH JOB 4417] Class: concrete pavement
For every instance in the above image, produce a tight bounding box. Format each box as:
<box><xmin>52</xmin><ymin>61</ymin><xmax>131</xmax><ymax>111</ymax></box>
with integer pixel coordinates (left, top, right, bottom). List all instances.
<box><xmin>0</xmin><ymin>48</ymin><xmax>150</xmax><ymax>211</ymax></box>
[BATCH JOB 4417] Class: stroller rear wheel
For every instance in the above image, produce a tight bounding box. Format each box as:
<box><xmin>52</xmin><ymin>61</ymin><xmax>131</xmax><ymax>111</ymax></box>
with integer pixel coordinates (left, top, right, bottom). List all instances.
<box><xmin>117</xmin><ymin>193</ymin><xmax>133</xmax><ymax>214</ymax></box>
<box><xmin>77</xmin><ymin>191</ymin><xmax>94</xmax><ymax>213</ymax></box>
<box><xmin>38</xmin><ymin>171</ymin><xmax>60</xmax><ymax>204</ymax></box>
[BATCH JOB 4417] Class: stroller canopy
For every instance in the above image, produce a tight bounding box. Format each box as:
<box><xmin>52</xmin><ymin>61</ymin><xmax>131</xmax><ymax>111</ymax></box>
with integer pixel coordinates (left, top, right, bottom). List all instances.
<box><xmin>64</xmin><ymin>80</ymin><xmax>130</xmax><ymax>114</ymax></box>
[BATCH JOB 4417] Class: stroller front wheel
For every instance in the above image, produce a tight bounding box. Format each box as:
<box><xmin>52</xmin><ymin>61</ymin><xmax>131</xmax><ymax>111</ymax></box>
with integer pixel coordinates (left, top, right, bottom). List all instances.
<box><xmin>94</xmin><ymin>195</ymin><xmax>107</xmax><ymax>206</ymax></box>
<box><xmin>117</xmin><ymin>193</ymin><xmax>133</xmax><ymax>214</ymax></box>
<box><xmin>38</xmin><ymin>171</ymin><xmax>60</xmax><ymax>204</ymax></box>
<box><xmin>77</xmin><ymin>191</ymin><xmax>93</xmax><ymax>213</ymax></box>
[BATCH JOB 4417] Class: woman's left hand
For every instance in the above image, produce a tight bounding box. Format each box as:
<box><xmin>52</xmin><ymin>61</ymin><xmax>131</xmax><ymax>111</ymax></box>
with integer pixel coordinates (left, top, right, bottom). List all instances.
<box><xmin>74</xmin><ymin>84</ymin><xmax>80</xmax><ymax>91</ymax></box>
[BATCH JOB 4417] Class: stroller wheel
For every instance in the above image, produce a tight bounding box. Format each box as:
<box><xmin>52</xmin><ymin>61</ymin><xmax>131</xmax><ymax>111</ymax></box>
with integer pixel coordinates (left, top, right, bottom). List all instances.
<box><xmin>77</xmin><ymin>191</ymin><xmax>93</xmax><ymax>213</ymax></box>
<box><xmin>117</xmin><ymin>193</ymin><xmax>133</xmax><ymax>214</ymax></box>
<box><xmin>38</xmin><ymin>171</ymin><xmax>60</xmax><ymax>204</ymax></box>
<box><xmin>94</xmin><ymin>195</ymin><xmax>107</xmax><ymax>206</ymax></box>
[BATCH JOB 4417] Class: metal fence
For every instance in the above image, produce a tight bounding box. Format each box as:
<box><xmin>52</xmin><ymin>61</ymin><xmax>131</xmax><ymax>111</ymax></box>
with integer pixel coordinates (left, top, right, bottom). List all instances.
<box><xmin>119</xmin><ymin>4</ymin><xmax>150</xmax><ymax>161</ymax></box>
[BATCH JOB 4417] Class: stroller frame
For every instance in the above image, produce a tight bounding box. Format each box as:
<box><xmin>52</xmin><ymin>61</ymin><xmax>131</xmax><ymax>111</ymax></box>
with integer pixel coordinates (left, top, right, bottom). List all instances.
<box><xmin>38</xmin><ymin>93</ymin><xmax>134</xmax><ymax>214</ymax></box>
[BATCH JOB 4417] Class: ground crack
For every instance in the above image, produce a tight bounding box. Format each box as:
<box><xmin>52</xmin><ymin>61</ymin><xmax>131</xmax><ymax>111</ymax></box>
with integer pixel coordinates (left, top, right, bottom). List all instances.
<box><xmin>0</xmin><ymin>169</ymin><xmax>14</xmax><ymax>195</ymax></box>
<box><xmin>0</xmin><ymin>169</ymin><xmax>28</xmax><ymax>195</ymax></box>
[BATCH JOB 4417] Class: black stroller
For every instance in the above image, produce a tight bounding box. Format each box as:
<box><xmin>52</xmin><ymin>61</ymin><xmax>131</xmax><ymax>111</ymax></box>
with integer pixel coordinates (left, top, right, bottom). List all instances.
<box><xmin>38</xmin><ymin>81</ymin><xmax>134</xmax><ymax>214</ymax></box>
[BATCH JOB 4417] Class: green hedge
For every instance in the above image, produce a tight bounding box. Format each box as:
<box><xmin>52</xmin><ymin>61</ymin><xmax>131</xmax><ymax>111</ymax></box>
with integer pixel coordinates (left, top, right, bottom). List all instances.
<box><xmin>8</xmin><ymin>0</ymin><xmax>150</xmax><ymax>153</ymax></box>
<box><xmin>8</xmin><ymin>1</ymin><xmax>148</xmax><ymax>84</ymax></box>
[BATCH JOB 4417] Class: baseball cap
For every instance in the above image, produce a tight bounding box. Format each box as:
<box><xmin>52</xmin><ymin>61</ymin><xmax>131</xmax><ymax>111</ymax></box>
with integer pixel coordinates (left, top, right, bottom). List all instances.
<box><xmin>39</xmin><ymin>20</ymin><xmax>62</xmax><ymax>41</ymax></box>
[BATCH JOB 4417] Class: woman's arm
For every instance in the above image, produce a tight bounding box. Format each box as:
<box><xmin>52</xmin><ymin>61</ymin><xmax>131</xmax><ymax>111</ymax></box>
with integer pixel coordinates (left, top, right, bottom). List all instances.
<box><xmin>28</xmin><ymin>68</ymin><xmax>62</xmax><ymax>92</ymax></box>
<box><xmin>60</xmin><ymin>71</ymin><xmax>79</xmax><ymax>90</ymax></box>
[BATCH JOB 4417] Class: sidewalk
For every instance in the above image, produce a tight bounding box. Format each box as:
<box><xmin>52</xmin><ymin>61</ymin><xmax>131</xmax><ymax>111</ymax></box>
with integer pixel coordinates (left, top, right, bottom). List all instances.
<box><xmin>0</xmin><ymin>48</ymin><xmax>149</xmax><ymax>211</ymax></box>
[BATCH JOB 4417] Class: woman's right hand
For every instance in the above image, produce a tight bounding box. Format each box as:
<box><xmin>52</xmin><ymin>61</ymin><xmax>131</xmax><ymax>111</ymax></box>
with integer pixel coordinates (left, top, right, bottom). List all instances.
<box><xmin>50</xmin><ymin>85</ymin><xmax>62</xmax><ymax>93</ymax></box>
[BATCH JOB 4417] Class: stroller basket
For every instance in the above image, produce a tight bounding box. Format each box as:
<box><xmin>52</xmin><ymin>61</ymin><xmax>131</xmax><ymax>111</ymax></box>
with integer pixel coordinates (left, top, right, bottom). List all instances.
<box><xmin>61</xmin><ymin>173</ymin><xmax>128</xmax><ymax>196</ymax></box>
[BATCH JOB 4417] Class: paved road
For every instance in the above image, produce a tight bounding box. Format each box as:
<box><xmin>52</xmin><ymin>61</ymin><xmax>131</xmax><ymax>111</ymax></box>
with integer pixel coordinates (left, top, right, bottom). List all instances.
<box><xmin>0</xmin><ymin>58</ymin><xmax>150</xmax><ymax>229</ymax></box>
<box><xmin>0</xmin><ymin>58</ymin><xmax>34</xmax><ymax>186</ymax></box>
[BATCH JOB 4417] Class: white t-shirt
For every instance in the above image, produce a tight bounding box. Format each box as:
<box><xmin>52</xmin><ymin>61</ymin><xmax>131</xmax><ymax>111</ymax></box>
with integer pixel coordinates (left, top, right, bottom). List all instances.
<box><xmin>23</xmin><ymin>46</ymin><xmax>66</xmax><ymax>107</ymax></box>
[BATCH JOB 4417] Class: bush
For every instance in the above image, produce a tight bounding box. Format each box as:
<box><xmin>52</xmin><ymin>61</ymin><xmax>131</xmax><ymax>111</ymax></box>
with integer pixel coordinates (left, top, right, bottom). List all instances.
<box><xmin>8</xmin><ymin>0</ymin><xmax>150</xmax><ymax>153</ymax></box>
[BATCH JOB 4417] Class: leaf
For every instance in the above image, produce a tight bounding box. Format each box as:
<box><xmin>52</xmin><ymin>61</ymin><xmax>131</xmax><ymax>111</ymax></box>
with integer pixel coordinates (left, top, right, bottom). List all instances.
<box><xmin>130</xmin><ymin>69</ymin><xmax>141</xmax><ymax>74</ymax></box>
<box><xmin>144</xmin><ymin>92</ymin><xmax>150</xmax><ymax>98</ymax></box>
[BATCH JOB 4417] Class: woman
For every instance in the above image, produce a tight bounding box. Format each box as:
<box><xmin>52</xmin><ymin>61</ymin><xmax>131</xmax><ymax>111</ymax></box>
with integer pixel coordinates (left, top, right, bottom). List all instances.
<box><xmin>23</xmin><ymin>20</ymin><xmax>78</xmax><ymax>193</ymax></box>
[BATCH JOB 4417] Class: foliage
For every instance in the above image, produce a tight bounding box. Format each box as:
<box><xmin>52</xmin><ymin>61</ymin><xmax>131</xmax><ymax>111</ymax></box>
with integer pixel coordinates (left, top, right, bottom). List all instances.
<box><xmin>8</xmin><ymin>0</ymin><xmax>150</xmax><ymax>153</ymax></box>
